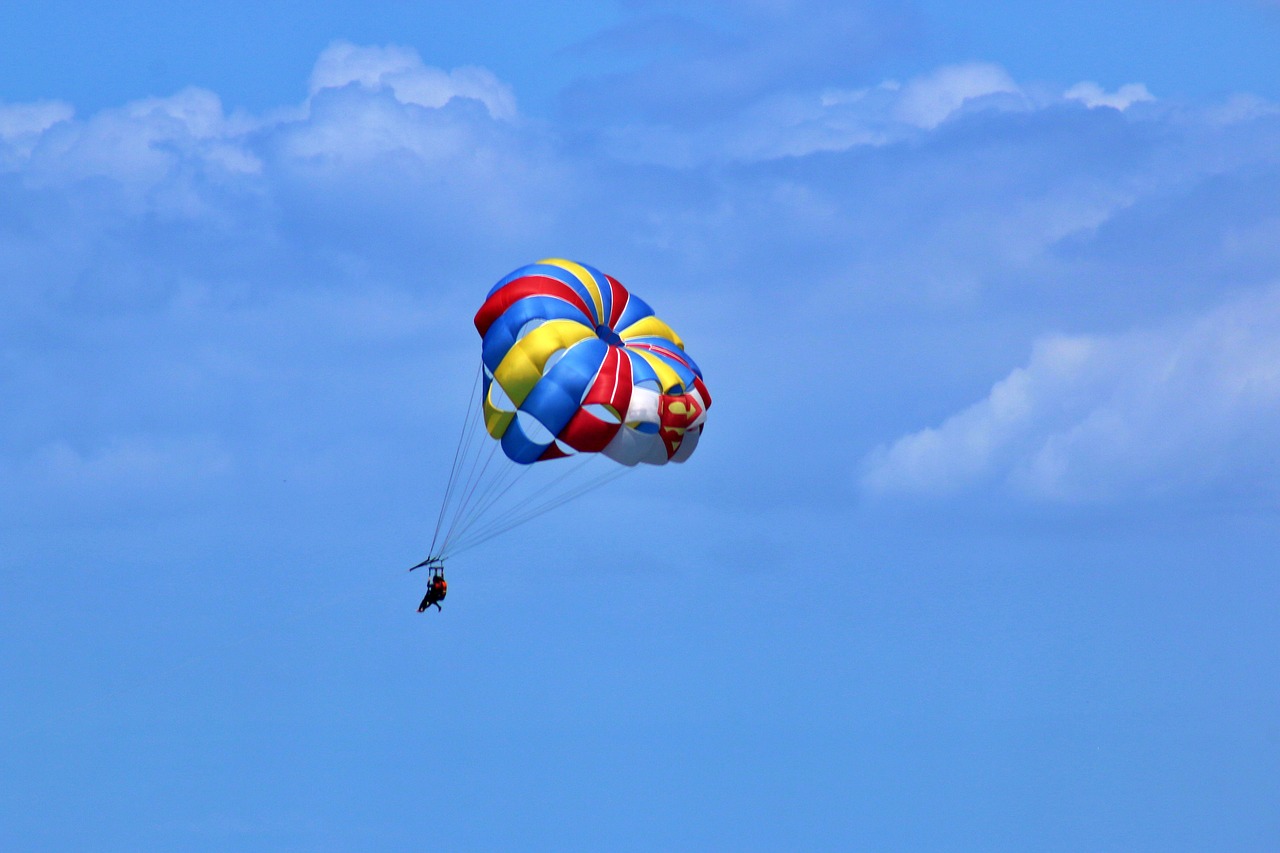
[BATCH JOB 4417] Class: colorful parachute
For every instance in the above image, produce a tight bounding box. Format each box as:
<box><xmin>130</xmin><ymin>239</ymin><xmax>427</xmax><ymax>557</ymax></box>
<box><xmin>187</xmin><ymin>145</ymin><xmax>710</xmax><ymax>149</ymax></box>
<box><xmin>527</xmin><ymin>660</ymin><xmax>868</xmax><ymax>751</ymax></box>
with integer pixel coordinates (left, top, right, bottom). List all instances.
<box><xmin>418</xmin><ymin>259</ymin><xmax>711</xmax><ymax>566</ymax></box>
<box><xmin>474</xmin><ymin>258</ymin><xmax>711</xmax><ymax>466</ymax></box>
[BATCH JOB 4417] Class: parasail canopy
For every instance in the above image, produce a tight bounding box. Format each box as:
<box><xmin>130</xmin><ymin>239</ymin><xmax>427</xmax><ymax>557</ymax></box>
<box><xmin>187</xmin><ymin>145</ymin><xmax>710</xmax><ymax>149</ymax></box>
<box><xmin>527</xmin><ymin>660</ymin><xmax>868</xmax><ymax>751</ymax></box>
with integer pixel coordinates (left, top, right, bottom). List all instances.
<box><xmin>423</xmin><ymin>259</ymin><xmax>711</xmax><ymax>563</ymax></box>
<box><xmin>474</xmin><ymin>258</ymin><xmax>711</xmax><ymax>466</ymax></box>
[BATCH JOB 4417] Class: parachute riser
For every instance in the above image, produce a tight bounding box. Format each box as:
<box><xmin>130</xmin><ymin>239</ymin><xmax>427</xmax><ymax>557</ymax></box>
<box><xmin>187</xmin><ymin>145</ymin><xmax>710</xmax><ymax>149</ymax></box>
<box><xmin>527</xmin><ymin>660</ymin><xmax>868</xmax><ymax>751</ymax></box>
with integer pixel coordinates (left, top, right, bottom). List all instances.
<box><xmin>409</xmin><ymin>556</ymin><xmax>445</xmax><ymax>575</ymax></box>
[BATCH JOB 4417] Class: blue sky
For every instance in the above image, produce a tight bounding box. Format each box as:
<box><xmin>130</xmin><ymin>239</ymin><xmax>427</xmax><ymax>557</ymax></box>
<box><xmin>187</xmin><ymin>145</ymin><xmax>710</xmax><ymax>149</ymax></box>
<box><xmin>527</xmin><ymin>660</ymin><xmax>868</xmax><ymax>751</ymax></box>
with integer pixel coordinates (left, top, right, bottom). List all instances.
<box><xmin>3</xmin><ymin>2</ymin><xmax>1279</xmax><ymax>850</ymax></box>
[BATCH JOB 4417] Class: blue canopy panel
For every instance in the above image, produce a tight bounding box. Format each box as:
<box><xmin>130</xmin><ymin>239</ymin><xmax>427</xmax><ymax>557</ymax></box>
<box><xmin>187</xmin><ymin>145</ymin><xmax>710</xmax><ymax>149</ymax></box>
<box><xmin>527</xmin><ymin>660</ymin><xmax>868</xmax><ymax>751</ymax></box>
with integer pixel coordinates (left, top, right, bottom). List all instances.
<box><xmin>519</xmin><ymin>337</ymin><xmax>609</xmax><ymax>434</ymax></box>
<box><xmin>500</xmin><ymin>415</ymin><xmax>547</xmax><ymax>464</ymax></box>
<box><xmin>481</xmin><ymin>296</ymin><xmax>591</xmax><ymax>374</ymax></box>
<box><xmin>614</xmin><ymin>291</ymin><xmax>656</xmax><ymax>332</ymax></box>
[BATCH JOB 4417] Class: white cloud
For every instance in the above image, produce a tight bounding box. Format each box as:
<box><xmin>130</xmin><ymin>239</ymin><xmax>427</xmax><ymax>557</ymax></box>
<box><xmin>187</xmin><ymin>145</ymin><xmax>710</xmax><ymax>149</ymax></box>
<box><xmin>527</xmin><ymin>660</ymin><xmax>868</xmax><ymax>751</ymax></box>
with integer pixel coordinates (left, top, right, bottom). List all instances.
<box><xmin>1064</xmin><ymin>81</ymin><xmax>1155</xmax><ymax>111</ymax></box>
<box><xmin>1202</xmin><ymin>93</ymin><xmax>1280</xmax><ymax>125</ymax></box>
<box><xmin>15</xmin><ymin>87</ymin><xmax>258</xmax><ymax>196</ymax></box>
<box><xmin>309</xmin><ymin>41</ymin><xmax>517</xmax><ymax>121</ymax></box>
<box><xmin>893</xmin><ymin>63</ymin><xmax>1023</xmax><ymax>129</ymax></box>
<box><xmin>861</xmin><ymin>287</ymin><xmax>1280</xmax><ymax>503</ymax></box>
<box><xmin>1</xmin><ymin>43</ymin><xmax>525</xmax><ymax>193</ymax></box>
<box><xmin>598</xmin><ymin>62</ymin><xmax>1040</xmax><ymax>165</ymax></box>
<box><xmin>0</xmin><ymin>99</ymin><xmax>73</xmax><ymax>140</ymax></box>
<box><xmin>0</xmin><ymin>45</ymin><xmax>551</xmax><ymax>237</ymax></box>
<box><xmin>0</xmin><ymin>99</ymin><xmax>74</xmax><ymax>168</ymax></box>
<box><xmin>280</xmin><ymin>84</ymin><xmax>493</xmax><ymax>165</ymax></box>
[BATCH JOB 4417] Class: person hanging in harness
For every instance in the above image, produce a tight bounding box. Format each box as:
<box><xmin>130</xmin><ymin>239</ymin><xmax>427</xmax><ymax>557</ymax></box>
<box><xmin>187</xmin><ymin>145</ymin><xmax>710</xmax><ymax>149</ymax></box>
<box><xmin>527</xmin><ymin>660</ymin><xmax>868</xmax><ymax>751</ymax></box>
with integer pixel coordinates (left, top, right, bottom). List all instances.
<box><xmin>417</xmin><ymin>565</ymin><xmax>448</xmax><ymax>613</ymax></box>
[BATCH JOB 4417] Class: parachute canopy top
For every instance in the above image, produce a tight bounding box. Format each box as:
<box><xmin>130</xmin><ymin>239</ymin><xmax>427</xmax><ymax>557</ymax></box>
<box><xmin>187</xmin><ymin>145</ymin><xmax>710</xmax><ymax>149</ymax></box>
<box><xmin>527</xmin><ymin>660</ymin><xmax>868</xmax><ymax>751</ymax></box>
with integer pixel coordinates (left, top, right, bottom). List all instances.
<box><xmin>475</xmin><ymin>258</ymin><xmax>711</xmax><ymax>466</ymax></box>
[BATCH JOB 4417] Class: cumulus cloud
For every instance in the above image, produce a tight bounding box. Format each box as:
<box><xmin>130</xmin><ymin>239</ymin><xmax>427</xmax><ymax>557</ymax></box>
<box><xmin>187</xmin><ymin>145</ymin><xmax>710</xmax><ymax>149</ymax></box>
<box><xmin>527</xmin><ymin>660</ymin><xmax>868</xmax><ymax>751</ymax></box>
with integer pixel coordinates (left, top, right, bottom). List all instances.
<box><xmin>893</xmin><ymin>63</ymin><xmax>1023</xmax><ymax>129</ymax></box>
<box><xmin>589</xmin><ymin>63</ymin><xmax>1005</xmax><ymax>165</ymax></box>
<box><xmin>0</xmin><ymin>100</ymin><xmax>74</xmax><ymax>164</ymax></box>
<box><xmin>0</xmin><ymin>41</ymin><xmax>528</xmax><ymax>204</ymax></box>
<box><xmin>861</xmin><ymin>287</ymin><xmax>1280</xmax><ymax>503</ymax></box>
<box><xmin>14</xmin><ymin>88</ymin><xmax>259</xmax><ymax>198</ymax></box>
<box><xmin>0</xmin><ymin>43</ymin><xmax>565</xmax><ymax>312</ymax></box>
<box><xmin>593</xmin><ymin>62</ymin><xmax>1152</xmax><ymax>165</ymax></box>
<box><xmin>1064</xmin><ymin>81</ymin><xmax>1155</xmax><ymax>111</ymax></box>
<box><xmin>308</xmin><ymin>41</ymin><xmax>517</xmax><ymax>121</ymax></box>
<box><xmin>0</xmin><ymin>100</ymin><xmax>73</xmax><ymax>137</ymax></box>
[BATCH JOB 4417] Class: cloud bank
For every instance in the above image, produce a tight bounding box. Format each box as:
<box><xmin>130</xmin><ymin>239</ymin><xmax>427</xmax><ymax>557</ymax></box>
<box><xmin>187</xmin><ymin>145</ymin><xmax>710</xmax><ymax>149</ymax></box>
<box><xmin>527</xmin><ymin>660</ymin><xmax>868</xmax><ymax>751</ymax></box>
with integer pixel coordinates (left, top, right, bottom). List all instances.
<box><xmin>3</xmin><ymin>35</ymin><xmax>1280</xmax><ymax>525</ymax></box>
<box><xmin>861</xmin><ymin>288</ymin><xmax>1280</xmax><ymax>503</ymax></box>
<box><xmin>587</xmin><ymin>61</ymin><xmax>1162</xmax><ymax>166</ymax></box>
